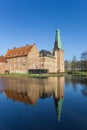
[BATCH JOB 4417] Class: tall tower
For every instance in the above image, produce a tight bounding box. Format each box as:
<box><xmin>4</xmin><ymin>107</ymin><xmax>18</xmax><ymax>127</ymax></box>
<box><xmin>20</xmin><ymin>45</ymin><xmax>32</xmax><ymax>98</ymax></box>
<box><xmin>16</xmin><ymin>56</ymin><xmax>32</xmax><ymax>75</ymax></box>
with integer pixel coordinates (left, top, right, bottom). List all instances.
<box><xmin>53</xmin><ymin>29</ymin><xmax>64</xmax><ymax>73</ymax></box>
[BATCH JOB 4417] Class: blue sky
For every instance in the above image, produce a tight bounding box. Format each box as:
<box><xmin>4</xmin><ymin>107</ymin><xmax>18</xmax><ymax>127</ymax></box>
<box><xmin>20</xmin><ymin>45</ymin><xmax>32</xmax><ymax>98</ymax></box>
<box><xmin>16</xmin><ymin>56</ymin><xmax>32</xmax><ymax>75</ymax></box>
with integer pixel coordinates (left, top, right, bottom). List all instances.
<box><xmin>0</xmin><ymin>0</ymin><xmax>87</xmax><ymax>60</ymax></box>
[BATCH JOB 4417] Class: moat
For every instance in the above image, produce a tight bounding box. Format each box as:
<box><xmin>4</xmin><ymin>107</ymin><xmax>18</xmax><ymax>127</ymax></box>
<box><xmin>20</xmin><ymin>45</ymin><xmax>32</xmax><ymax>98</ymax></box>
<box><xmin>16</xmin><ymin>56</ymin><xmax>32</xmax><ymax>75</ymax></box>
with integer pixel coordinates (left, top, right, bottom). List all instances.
<box><xmin>0</xmin><ymin>76</ymin><xmax>87</xmax><ymax>130</ymax></box>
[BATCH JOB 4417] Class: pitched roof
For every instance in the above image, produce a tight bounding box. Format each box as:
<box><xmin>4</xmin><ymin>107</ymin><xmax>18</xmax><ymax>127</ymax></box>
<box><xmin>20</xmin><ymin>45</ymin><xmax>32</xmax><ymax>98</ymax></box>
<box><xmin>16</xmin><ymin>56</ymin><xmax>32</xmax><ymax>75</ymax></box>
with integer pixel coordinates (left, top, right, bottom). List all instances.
<box><xmin>0</xmin><ymin>56</ymin><xmax>7</xmax><ymax>62</ymax></box>
<box><xmin>5</xmin><ymin>44</ymin><xmax>34</xmax><ymax>58</ymax></box>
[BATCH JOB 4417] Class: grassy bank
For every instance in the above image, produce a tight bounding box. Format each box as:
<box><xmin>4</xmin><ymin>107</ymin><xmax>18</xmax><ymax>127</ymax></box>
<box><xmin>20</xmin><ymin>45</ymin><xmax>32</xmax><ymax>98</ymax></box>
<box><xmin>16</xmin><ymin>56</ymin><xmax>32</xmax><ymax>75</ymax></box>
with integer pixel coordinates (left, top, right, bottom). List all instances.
<box><xmin>0</xmin><ymin>73</ymin><xmax>66</xmax><ymax>78</ymax></box>
<box><xmin>0</xmin><ymin>71</ymin><xmax>87</xmax><ymax>78</ymax></box>
<box><xmin>67</xmin><ymin>71</ymin><xmax>87</xmax><ymax>76</ymax></box>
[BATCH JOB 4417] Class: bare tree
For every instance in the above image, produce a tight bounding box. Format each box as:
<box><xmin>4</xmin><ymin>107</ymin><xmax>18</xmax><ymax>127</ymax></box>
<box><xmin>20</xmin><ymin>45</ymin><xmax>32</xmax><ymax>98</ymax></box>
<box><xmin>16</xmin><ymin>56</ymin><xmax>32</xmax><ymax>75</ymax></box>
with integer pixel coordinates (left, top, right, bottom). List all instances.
<box><xmin>71</xmin><ymin>55</ymin><xmax>77</xmax><ymax>71</ymax></box>
<box><xmin>64</xmin><ymin>60</ymin><xmax>71</xmax><ymax>71</ymax></box>
<box><xmin>80</xmin><ymin>51</ymin><xmax>87</xmax><ymax>70</ymax></box>
<box><xmin>81</xmin><ymin>51</ymin><xmax>87</xmax><ymax>60</ymax></box>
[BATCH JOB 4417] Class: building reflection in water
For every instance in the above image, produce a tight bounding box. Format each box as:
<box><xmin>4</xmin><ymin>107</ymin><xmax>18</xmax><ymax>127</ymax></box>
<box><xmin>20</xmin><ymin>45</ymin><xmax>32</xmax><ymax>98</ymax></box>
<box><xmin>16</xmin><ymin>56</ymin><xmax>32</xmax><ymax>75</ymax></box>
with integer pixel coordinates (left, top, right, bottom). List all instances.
<box><xmin>53</xmin><ymin>77</ymin><xmax>64</xmax><ymax>122</ymax></box>
<box><xmin>2</xmin><ymin>76</ymin><xmax>64</xmax><ymax>122</ymax></box>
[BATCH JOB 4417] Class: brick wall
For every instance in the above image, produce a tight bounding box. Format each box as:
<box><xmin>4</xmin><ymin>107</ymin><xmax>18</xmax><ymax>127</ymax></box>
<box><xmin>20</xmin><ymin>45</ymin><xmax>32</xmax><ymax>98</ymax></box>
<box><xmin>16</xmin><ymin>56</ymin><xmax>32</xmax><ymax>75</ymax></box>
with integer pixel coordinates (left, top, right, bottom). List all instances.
<box><xmin>27</xmin><ymin>44</ymin><xmax>39</xmax><ymax>70</ymax></box>
<box><xmin>0</xmin><ymin>62</ymin><xmax>6</xmax><ymax>73</ymax></box>
<box><xmin>54</xmin><ymin>49</ymin><xmax>64</xmax><ymax>73</ymax></box>
<box><xmin>5</xmin><ymin>56</ymin><xmax>27</xmax><ymax>73</ymax></box>
<box><xmin>39</xmin><ymin>56</ymin><xmax>57</xmax><ymax>73</ymax></box>
<box><xmin>58</xmin><ymin>50</ymin><xmax>64</xmax><ymax>72</ymax></box>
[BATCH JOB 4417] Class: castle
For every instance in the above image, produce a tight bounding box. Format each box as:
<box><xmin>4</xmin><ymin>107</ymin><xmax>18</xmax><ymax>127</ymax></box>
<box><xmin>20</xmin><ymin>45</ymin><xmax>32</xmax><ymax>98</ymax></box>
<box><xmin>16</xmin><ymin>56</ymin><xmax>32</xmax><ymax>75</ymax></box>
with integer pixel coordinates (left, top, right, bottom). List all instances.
<box><xmin>0</xmin><ymin>29</ymin><xmax>64</xmax><ymax>74</ymax></box>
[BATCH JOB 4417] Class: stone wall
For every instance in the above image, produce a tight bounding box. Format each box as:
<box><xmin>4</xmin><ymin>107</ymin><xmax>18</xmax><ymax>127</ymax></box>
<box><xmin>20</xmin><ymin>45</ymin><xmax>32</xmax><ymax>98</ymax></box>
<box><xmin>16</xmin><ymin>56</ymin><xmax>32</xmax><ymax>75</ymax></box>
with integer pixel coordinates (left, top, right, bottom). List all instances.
<box><xmin>27</xmin><ymin>44</ymin><xmax>39</xmax><ymax>70</ymax></box>
<box><xmin>0</xmin><ymin>62</ymin><xmax>6</xmax><ymax>74</ymax></box>
<box><xmin>58</xmin><ymin>50</ymin><xmax>64</xmax><ymax>72</ymax></box>
<box><xmin>39</xmin><ymin>56</ymin><xmax>57</xmax><ymax>73</ymax></box>
<box><xmin>54</xmin><ymin>49</ymin><xmax>64</xmax><ymax>73</ymax></box>
<box><xmin>5</xmin><ymin>56</ymin><xmax>27</xmax><ymax>73</ymax></box>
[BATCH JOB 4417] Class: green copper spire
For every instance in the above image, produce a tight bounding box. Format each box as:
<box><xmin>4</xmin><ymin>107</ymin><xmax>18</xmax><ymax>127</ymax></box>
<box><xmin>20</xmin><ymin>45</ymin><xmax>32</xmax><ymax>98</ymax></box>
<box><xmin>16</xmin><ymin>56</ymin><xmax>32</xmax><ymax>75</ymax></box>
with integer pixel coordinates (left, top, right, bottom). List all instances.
<box><xmin>54</xmin><ymin>29</ymin><xmax>63</xmax><ymax>50</ymax></box>
<box><xmin>57</xmin><ymin>98</ymin><xmax>64</xmax><ymax>122</ymax></box>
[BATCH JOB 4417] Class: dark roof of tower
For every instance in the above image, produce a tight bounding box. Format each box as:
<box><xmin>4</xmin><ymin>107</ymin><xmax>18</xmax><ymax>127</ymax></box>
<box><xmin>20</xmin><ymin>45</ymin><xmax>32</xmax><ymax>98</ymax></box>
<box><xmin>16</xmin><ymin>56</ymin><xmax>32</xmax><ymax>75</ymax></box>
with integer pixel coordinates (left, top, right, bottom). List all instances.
<box><xmin>39</xmin><ymin>49</ymin><xmax>54</xmax><ymax>58</ymax></box>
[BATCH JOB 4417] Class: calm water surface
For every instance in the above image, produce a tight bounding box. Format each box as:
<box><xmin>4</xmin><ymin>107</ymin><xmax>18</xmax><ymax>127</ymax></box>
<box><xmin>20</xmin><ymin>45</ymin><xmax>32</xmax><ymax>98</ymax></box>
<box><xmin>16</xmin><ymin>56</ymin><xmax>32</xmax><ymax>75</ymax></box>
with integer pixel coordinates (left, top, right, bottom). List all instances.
<box><xmin>0</xmin><ymin>76</ymin><xmax>87</xmax><ymax>130</ymax></box>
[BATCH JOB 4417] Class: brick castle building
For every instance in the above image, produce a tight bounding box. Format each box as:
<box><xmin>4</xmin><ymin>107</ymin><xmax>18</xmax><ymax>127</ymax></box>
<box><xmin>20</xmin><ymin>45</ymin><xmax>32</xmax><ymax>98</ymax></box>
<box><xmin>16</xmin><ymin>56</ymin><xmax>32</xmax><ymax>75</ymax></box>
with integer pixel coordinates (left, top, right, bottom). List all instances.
<box><xmin>0</xmin><ymin>29</ymin><xmax>64</xmax><ymax>74</ymax></box>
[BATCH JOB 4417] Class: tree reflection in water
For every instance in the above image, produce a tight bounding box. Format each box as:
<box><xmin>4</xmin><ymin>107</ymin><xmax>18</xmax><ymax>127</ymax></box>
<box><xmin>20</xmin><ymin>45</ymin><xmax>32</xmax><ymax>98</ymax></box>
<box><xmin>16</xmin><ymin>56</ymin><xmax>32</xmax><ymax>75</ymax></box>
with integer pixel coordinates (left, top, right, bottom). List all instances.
<box><xmin>65</xmin><ymin>76</ymin><xmax>87</xmax><ymax>97</ymax></box>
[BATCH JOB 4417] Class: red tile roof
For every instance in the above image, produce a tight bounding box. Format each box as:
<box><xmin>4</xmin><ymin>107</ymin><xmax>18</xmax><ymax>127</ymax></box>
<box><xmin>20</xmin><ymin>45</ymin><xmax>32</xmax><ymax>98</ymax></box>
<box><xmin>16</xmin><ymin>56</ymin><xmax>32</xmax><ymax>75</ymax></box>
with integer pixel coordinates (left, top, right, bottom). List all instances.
<box><xmin>0</xmin><ymin>56</ymin><xmax>7</xmax><ymax>62</ymax></box>
<box><xmin>5</xmin><ymin>44</ymin><xmax>34</xmax><ymax>58</ymax></box>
